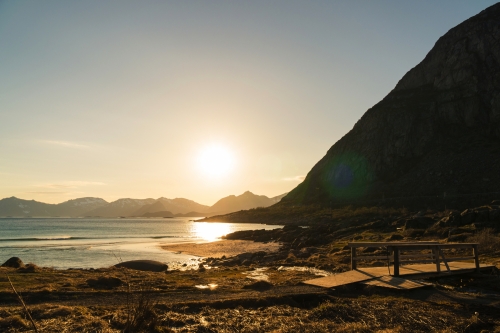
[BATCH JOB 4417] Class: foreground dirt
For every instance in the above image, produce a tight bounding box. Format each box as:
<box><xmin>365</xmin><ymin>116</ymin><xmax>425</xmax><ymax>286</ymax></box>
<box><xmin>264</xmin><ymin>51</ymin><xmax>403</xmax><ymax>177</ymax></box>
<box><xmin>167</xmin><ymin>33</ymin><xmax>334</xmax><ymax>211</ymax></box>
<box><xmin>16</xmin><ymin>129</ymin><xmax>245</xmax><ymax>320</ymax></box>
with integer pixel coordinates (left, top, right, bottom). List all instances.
<box><xmin>1</xmin><ymin>261</ymin><xmax>500</xmax><ymax>332</ymax></box>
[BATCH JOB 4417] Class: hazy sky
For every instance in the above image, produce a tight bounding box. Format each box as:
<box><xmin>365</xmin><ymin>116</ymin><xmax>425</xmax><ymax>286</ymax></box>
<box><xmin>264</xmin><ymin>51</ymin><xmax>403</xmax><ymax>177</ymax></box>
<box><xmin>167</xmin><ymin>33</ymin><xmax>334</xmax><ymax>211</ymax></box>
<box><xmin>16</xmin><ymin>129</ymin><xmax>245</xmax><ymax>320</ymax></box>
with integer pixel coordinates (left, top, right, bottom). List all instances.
<box><xmin>0</xmin><ymin>1</ymin><xmax>497</xmax><ymax>205</ymax></box>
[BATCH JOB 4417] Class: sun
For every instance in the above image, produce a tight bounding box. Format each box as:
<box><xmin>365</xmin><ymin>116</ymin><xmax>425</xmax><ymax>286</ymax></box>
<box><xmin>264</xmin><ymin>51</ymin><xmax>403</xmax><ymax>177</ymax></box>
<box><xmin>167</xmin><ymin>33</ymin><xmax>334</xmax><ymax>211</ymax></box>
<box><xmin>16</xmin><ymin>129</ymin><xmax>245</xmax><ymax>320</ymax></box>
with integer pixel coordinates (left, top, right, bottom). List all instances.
<box><xmin>197</xmin><ymin>144</ymin><xmax>235</xmax><ymax>178</ymax></box>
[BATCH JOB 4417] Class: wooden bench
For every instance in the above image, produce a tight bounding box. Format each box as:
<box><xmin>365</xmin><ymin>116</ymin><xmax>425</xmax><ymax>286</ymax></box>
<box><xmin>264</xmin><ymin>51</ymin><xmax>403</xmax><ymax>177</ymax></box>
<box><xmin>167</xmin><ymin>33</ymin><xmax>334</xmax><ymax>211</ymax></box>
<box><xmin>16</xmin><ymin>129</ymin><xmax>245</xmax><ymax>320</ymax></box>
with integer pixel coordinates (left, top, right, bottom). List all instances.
<box><xmin>348</xmin><ymin>242</ymin><xmax>480</xmax><ymax>277</ymax></box>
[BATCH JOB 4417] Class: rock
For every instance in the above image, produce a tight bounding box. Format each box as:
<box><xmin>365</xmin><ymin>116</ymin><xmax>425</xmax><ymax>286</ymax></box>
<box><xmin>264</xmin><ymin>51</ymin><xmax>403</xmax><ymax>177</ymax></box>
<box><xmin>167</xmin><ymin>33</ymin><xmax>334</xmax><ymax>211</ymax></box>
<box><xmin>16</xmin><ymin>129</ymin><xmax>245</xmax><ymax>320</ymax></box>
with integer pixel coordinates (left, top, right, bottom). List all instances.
<box><xmin>237</xmin><ymin>252</ymin><xmax>254</xmax><ymax>261</ymax></box>
<box><xmin>243</xmin><ymin>280</ymin><xmax>273</xmax><ymax>291</ymax></box>
<box><xmin>490</xmin><ymin>209</ymin><xmax>500</xmax><ymax>222</ymax></box>
<box><xmin>387</xmin><ymin>234</ymin><xmax>404</xmax><ymax>241</ymax></box>
<box><xmin>87</xmin><ymin>276</ymin><xmax>124</xmax><ymax>289</ymax></box>
<box><xmin>475</xmin><ymin>208</ymin><xmax>490</xmax><ymax>222</ymax></box>
<box><xmin>404</xmin><ymin>217</ymin><xmax>435</xmax><ymax>230</ymax></box>
<box><xmin>241</xmin><ymin>259</ymin><xmax>252</xmax><ymax>266</ymax></box>
<box><xmin>460</xmin><ymin>209</ymin><xmax>476</xmax><ymax>225</ymax></box>
<box><xmin>18</xmin><ymin>264</ymin><xmax>39</xmax><ymax>273</ymax></box>
<box><xmin>198</xmin><ymin>263</ymin><xmax>206</xmax><ymax>272</ymax></box>
<box><xmin>447</xmin><ymin>233</ymin><xmax>473</xmax><ymax>242</ymax></box>
<box><xmin>2</xmin><ymin>257</ymin><xmax>24</xmax><ymax>268</ymax></box>
<box><xmin>114</xmin><ymin>260</ymin><xmax>168</xmax><ymax>272</ymax></box>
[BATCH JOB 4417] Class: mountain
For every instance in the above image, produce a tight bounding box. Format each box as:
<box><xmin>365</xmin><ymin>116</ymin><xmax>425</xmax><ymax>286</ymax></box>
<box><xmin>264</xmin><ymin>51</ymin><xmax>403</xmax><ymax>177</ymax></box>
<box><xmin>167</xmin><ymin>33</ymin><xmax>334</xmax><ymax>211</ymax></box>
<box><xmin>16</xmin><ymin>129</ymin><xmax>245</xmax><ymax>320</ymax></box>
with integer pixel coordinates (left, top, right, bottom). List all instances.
<box><xmin>0</xmin><ymin>197</ymin><xmax>56</xmax><ymax>216</ymax></box>
<box><xmin>130</xmin><ymin>198</ymin><xmax>210</xmax><ymax>216</ymax></box>
<box><xmin>157</xmin><ymin>197</ymin><xmax>210</xmax><ymax>214</ymax></box>
<box><xmin>208</xmin><ymin>191</ymin><xmax>279</xmax><ymax>215</ymax></box>
<box><xmin>0</xmin><ymin>197</ymin><xmax>108</xmax><ymax>217</ymax></box>
<box><xmin>0</xmin><ymin>192</ymin><xmax>286</xmax><ymax>217</ymax></box>
<box><xmin>283</xmin><ymin>3</ymin><xmax>500</xmax><ymax>208</ymax></box>
<box><xmin>83</xmin><ymin>198</ymin><xmax>156</xmax><ymax>217</ymax></box>
<box><xmin>270</xmin><ymin>193</ymin><xmax>288</xmax><ymax>204</ymax></box>
<box><xmin>173</xmin><ymin>211</ymin><xmax>207</xmax><ymax>217</ymax></box>
<box><xmin>53</xmin><ymin>197</ymin><xmax>108</xmax><ymax>216</ymax></box>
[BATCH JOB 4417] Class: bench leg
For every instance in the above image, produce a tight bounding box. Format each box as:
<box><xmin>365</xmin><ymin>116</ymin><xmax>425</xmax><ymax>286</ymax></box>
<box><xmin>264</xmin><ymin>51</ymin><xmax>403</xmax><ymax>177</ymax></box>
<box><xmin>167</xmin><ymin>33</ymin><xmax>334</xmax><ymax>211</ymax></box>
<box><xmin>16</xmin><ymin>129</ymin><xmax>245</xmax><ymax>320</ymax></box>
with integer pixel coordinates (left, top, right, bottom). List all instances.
<box><xmin>433</xmin><ymin>247</ymin><xmax>440</xmax><ymax>273</ymax></box>
<box><xmin>351</xmin><ymin>248</ymin><xmax>357</xmax><ymax>270</ymax></box>
<box><xmin>393</xmin><ymin>249</ymin><xmax>400</xmax><ymax>277</ymax></box>
<box><xmin>473</xmin><ymin>245</ymin><xmax>480</xmax><ymax>273</ymax></box>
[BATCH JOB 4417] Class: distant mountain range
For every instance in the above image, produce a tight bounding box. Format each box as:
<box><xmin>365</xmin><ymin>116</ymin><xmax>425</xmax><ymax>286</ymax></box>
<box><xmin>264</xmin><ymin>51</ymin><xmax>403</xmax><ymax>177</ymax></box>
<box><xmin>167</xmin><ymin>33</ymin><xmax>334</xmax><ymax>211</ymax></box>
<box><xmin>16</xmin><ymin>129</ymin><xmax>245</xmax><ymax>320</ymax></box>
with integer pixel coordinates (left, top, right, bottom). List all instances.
<box><xmin>0</xmin><ymin>191</ymin><xmax>287</xmax><ymax>218</ymax></box>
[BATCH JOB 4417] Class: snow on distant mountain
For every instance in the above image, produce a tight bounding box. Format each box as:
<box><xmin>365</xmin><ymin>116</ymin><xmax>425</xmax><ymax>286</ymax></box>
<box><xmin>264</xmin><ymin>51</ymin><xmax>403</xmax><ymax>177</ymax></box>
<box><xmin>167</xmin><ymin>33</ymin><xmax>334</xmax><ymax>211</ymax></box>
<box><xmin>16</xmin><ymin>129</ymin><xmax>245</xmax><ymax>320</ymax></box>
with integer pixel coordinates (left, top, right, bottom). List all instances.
<box><xmin>0</xmin><ymin>192</ymin><xmax>287</xmax><ymax>217</ymax></box>
<box><xmin>56</xmin><ymin>197</ymin><xmax>108</xmax><ymax>216</ymax></box>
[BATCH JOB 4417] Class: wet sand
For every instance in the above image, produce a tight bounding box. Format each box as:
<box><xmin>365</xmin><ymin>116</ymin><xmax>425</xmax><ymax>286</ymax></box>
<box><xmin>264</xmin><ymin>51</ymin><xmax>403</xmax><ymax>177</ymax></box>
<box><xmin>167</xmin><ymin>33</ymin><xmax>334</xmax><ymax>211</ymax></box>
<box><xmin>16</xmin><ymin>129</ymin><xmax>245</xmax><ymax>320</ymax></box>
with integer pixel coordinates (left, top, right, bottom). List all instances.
<box><xmin>161</xmin><ymin>239</ymin><xmax>281</xmax><ymax>258</ymax></box>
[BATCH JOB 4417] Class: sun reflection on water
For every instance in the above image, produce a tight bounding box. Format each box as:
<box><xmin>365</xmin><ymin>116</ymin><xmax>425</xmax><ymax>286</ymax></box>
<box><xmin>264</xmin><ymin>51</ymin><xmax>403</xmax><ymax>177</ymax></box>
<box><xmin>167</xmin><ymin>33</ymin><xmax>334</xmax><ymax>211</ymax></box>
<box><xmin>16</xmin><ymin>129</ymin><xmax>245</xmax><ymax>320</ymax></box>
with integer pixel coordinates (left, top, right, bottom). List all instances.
<box><xmin>192</xmin><ymin>222</ymin><xmax>231</xmax><ymax>242</ymax></box>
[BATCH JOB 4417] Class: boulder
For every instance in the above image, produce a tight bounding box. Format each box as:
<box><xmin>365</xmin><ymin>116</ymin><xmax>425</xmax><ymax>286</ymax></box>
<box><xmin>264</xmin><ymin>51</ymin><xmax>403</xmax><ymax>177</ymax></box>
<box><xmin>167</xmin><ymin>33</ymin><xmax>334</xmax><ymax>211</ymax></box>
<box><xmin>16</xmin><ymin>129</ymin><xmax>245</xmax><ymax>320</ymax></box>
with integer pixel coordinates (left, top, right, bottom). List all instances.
<box><xmin>387</xmin><ymin>234</ymin><xmax>404</xmax><ymax>241</ymax></box>
<box><xmin>404</xmin><ymin>217</ymin><xmax>435</xmax><ymax>230</ymax></box>
<box><xmin>460</xmin><ymin>209</ymin><xmax>476</xmax><ymax>225</ymax></box>
<box><xmin>475</xmin><ymin>208</ymin><xmax>490</xmax><ymax>222</ymax></box>
<box><xmin>490</xmin><ymin>209</ymin><xmax>500</xmax><ymax>222</ymax></box>
<box><xmin>114</xmin><ymin>260</ymin><xmax>168</xmax><ymax>272</ymax></box>
<box><xmin>447</xmin><ymin>233</ymin><xmax>473</xmax><ymax>242</ymax></box>
<box><xmin>87</xmin><ymin>276</ymin><xmax>124</xmax><ymax>289</ymax></box>
<box><xmin>237</xmin><ymin>252</ymin><xmax>254</xmax><ymax>261</ymax></box>
<box><xmin>243</xmin><ymin>280</ymin><xmax>273</xmax><ymax>291</ymax></box>
<box><xmin>2</xmin><ymin>257</ymin><xmax>24</xmax><ymax>268</ymax></box>
<box><xmin>18</xmin><ymin>264</ymin><xmax>39</xmax><ymax>273</ymax></box>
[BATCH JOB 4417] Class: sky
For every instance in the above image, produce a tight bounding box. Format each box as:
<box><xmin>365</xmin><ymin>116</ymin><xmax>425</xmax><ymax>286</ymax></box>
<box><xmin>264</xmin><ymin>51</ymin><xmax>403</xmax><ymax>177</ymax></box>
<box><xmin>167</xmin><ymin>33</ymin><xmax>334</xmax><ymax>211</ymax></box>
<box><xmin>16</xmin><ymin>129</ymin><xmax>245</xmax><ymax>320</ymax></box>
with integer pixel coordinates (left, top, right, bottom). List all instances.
<box><xmin>0</xmin><ymin>1</ymin><xmax>497</xmax><ymax>205</ymax></box>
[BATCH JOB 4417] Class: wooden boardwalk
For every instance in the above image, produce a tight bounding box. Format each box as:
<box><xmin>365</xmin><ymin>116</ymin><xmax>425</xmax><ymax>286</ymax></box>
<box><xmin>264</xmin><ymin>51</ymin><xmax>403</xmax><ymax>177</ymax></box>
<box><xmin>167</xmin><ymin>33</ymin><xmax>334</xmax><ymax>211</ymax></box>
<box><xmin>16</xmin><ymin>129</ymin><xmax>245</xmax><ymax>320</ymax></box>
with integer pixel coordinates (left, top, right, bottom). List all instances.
<box><xmin>303</xmin><ymin>262</ymin><xmax>494</xmax><ymax>290</ymax></box>
<box><xmin>362</xmin><ymin>276</ymin><xmax>432</xmax><ymax>290</ymax></box>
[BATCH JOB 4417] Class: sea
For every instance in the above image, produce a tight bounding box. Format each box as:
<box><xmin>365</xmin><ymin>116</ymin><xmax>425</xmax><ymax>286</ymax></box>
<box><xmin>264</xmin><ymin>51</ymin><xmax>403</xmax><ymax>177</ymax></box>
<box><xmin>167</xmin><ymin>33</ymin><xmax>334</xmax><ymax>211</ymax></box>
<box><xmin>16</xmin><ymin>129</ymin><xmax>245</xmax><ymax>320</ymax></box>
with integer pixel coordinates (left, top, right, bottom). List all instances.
<box><xmin>0</xmin><ymin>217</ymin><xmax>281</xmax><ymax>270</ymax></box>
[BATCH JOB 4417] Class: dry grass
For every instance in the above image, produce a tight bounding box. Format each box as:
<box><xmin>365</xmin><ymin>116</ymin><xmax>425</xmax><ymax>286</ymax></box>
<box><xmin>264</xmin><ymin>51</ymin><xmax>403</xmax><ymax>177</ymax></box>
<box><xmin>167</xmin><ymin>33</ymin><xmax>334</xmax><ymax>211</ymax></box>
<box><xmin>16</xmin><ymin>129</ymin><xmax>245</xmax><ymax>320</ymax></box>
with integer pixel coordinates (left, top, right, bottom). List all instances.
<box><xmin>467</xmin><ymin>228</ymin><xmax>500</xmax><ymax>253</ymax></box>
<box><xmin>1</xmin><ymin>293</ymin><xmax>500</xmax><ymax>332</ymax></box>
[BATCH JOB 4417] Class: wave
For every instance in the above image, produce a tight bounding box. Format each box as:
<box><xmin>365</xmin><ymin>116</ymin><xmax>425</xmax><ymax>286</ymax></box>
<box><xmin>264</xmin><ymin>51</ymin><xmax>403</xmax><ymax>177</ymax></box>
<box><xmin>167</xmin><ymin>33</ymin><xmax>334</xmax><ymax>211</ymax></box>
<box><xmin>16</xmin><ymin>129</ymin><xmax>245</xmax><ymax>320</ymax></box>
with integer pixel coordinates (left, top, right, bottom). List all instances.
<box><xmin>0</xmin><ymin>235</ymin><xmax>185</xmax><ymax>242</ymax></box>
<box><xmin>0</xmin><ymin>236</ymin><xmax>87</xmax><ymax>242</ymax></box>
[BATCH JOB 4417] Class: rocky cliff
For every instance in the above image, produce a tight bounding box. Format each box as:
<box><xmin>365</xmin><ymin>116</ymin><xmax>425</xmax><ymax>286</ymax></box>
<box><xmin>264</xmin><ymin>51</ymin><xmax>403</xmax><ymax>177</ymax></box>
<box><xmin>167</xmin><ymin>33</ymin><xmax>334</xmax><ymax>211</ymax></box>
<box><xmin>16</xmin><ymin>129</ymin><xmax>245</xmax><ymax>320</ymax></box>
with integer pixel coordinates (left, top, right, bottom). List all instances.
<box><xmin>283</xmin><ymin>3</ymin><xmax>500</xmax><ymax>207</ymax></box>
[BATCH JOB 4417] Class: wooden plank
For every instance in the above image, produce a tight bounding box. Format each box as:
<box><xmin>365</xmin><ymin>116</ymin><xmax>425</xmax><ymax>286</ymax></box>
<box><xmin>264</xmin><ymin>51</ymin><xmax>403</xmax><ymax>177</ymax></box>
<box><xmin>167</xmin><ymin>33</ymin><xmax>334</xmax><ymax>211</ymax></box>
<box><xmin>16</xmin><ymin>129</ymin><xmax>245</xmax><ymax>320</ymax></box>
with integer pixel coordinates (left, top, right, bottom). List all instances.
<box><xmin>435</xmin><ymin>243</ymin><xmax>478</xmax><ymax>249</ymax></box>
<box><xmin>388</xmin><ymin>245</ymin><xmax>436</xmax><ymax>251</ymax></box>
<box><xmin>303</xmin><ymin>263</ymin><xmax>495</xmax><ymax>289</ymax></box>
<box><xmin>348</xmin><ymin>242</ymin><xmax>438</xmax><ymax>248</ymax></box>
<box><xmin>399</xmin><ymin>259</ymin><xmax>438</xmax><ymax>264</ymax></box>
<box><xmin>438</xmin><ymin>248</ymin><xmax>451</xmax><ymax>272</ymax></box>
<box><xmin>353</xmin><ymin>255</ymin><xmax>392</xmax><ymax>260</ymax></box>
<box><xmin>359</xmin><ymin>262</ymin><xmax>491</xmax><ymax>277</ymax></box>
<box><xmin>362</xmin><ymin>276</ymin><xmax>432</xmax><ymax>290</ymax></box>
<box><xmin>440</xmin><ymin>257</ymin><xmax>476</xmax><ymax>262</ymax></box>
<box><xmin>399</xmin><ymin>254</ymin><xmax>434</xmax><ymax>258</ymax></box>
<box><xmin>303</xmin><ymin>268</ymin><xmax>387</xmax><ymax>288</ymax></box>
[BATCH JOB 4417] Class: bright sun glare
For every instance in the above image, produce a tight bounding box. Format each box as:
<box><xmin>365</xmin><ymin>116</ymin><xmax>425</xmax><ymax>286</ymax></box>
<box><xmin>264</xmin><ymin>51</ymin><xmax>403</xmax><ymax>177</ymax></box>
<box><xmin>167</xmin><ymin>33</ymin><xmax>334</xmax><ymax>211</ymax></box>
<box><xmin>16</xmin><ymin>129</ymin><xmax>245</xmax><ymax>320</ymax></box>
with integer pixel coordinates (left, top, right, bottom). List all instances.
<box><xmin>197</xmin><ymin>144</ymin><xmax>235</xmax><ymax>178</ymax></box>
<box><xmin>193</xmin><ymin>222</ymin><xmax>231</xmax><ymax>242</ymax></box>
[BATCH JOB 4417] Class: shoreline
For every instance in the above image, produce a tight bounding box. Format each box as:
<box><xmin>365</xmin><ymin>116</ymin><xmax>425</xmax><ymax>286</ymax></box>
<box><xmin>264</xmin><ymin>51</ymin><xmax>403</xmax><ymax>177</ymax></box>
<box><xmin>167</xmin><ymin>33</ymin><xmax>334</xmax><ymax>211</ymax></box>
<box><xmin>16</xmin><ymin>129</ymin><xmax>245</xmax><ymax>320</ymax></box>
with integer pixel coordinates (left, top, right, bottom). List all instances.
<box><xmin>161</xmin><ymin>239</ymin><xmax>281</xmax><ymax>258</ymax></box>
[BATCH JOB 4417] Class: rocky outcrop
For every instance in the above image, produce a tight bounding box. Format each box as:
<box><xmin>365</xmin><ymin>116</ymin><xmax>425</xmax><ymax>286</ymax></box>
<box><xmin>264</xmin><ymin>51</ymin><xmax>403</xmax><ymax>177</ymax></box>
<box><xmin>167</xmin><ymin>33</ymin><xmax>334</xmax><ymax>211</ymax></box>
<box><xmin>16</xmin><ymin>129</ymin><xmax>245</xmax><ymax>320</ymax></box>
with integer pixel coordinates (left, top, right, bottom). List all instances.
<box><xmin>114</xmin><ymin>260</ymin><xmax>168</xmax><ymax>272</ymax></box>
<box><xmin>2</xmin><ymin>257</ymin><xmax>24</xmax><ymax>268</ymax></box>
<box><xmin>283</xmin><ymin>3</ymin><xmax>500</xmax><ymax>207</ymax></box>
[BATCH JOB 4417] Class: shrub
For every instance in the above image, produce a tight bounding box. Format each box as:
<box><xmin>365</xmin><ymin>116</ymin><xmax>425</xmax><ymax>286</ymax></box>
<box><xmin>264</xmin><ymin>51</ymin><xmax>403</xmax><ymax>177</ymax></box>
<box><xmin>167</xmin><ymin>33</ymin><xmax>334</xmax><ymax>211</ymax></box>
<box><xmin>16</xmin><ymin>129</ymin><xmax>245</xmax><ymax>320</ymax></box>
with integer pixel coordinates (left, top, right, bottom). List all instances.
<box><xmin>466</xmin><ymin>228</ymin><xmax>500</xmax><ymax>253</ymax></box>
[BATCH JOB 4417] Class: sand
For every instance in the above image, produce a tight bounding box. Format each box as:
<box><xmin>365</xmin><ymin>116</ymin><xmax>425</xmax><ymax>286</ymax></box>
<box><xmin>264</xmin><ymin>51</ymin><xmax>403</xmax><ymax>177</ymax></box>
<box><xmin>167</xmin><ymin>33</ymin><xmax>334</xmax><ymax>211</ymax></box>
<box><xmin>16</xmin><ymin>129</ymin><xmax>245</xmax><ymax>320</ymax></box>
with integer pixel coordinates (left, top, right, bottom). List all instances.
<box><xmin>161</xmin><ymin>240</ymin><xmax>281</xmax><ymax>258</ymax></box>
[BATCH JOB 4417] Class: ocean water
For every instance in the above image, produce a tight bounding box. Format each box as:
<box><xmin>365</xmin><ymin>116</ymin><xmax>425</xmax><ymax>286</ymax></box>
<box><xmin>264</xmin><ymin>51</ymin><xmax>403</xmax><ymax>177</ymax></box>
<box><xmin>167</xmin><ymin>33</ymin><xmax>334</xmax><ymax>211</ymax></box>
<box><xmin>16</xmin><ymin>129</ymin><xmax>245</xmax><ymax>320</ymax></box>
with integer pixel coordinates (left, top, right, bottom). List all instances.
<box><xmin>0</xmin><ymin>218</ymin><xmax>281</xmax><ymax>269</ymax></box>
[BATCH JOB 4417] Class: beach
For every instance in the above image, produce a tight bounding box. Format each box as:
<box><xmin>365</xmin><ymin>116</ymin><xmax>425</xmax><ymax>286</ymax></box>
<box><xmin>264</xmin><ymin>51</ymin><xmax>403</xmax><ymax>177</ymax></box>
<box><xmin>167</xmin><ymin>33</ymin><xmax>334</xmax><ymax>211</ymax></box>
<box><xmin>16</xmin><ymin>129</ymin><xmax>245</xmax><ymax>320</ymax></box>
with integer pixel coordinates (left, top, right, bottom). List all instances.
<box><xmin>161</xmin><ymin>239</ymin><xmax>281</xmax><ymax>258</ymax></box>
